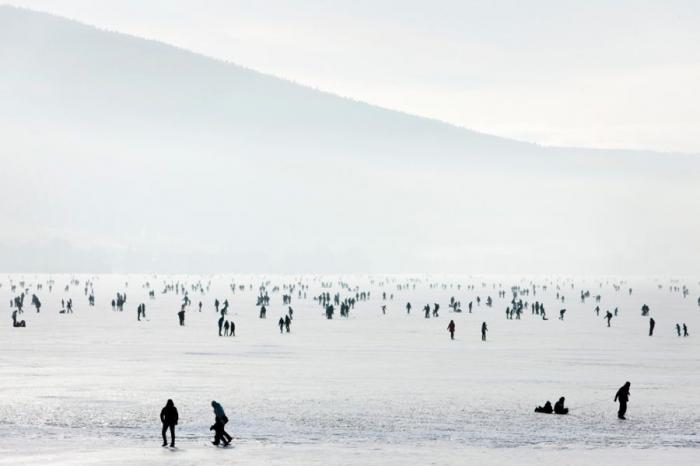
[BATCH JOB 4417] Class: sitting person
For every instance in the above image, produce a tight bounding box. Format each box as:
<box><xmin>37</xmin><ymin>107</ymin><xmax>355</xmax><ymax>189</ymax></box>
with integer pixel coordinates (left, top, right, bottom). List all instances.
<box><xmin>554</xmin><ymin>396</ymin><xmax>569</xmax><ymax>415</ymax></box>
<box><xmin>535</xmin><ymin>401</ymin><xmax>553</xmax><ymax>413</ymax></box>
<box><xmin>11</xmin><ymin>310</ymin><xmax>26</xmax><ymax>327</ymax></box>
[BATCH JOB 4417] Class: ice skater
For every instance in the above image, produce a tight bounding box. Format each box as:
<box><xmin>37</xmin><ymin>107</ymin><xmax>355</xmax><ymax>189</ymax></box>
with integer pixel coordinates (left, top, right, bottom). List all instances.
<box><xmin>160</xmin><ymin>399</ymin><xmax>178</xmax><ymax>447</ymax></box>
<box><xmin>614</xmin><ymin>381</ymin><xmax>631</xmax><ymax>420</ymax></box>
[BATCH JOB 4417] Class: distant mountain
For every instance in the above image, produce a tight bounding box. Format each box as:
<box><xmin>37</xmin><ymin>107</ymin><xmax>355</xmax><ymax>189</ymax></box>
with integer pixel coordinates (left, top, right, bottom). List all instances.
<box><xmin>1</xmin><ymin>6</ymin><xmax>698</xmax><ymax>274</ymax></box>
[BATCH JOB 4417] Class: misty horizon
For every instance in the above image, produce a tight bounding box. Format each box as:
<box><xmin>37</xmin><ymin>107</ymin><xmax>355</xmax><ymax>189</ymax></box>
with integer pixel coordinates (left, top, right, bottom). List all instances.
<box><xmin>1</xmin><ymin>5</ymin><xmax>699</xmax><ymax>275</ymax></box>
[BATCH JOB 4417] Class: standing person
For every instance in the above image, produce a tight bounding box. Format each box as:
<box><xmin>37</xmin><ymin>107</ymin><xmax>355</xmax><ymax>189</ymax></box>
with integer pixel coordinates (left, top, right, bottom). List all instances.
<box><xmin>481</xmin><ymin>322</ymin><xmax>488</xmax><ymax>341</ymax></box>
<box><xmin>676</xmin><ymin>323</ymin><xmax>682</xmax><ymax>337</ymax></box>
<box><xmin>278</xmin><ymin>317</ymin><xmax>284</xmax><ymax>334</ymax></box>
<box><xmin>447</xmin><ymin>320</ymin><xmax>455</xmax><ymax>340</ymax></box>
<box><xmin>218</xmin><ymin>315</ymin><xmax>225</xmax><ymax>336</ymax></box>
<box><xmin>649</xmin><ymin>317</ymin><xmax>655</xmax><ymax>336</ymax></box>
<box><xmin>614</xmin><ymin>381</ymin><xmax>631</xmax><ymax>420</ymax></box>
<box><xmin>210</xmin><ymin>401</ymin><xmax>232</xmax><ymax>446</ymax></box>
<box><xmin>178</xmin><ymin>306</ymin><xmax>186</xmax><ymax>326</ymax></box>
<box><xmin>284</xmin><ymin>314</ymin><xmax>291</xmax><ymax>333</ymax></box>
<box><xmin>683</xmin><ymin>323</ymin><xmax>689</xmax><ymax>337</ymax></box>
<box><xmin>604</xmin><ymin>310</ymin><xmax>613</xmax><ymax>327</ymax></box>
<box><xmin>160</xmin><ymin>399</ymin><xmax>178</xmax><ymax>447</ymax></box>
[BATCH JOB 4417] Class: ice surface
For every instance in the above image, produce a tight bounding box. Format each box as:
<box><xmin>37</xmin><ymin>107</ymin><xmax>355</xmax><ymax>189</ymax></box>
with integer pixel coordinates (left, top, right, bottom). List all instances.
<box><xmin>1</xmin><ymin>275</ymin><xmax>698</xmax><ymax>465</ymax></box>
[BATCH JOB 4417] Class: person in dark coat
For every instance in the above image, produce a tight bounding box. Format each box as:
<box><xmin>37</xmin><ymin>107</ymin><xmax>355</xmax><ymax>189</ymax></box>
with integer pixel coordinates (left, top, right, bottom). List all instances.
<box><xmin>554</xmin><ymin>397</ymin><xmax>569</xmax><ymax>415</ymax></box>
<box><xmin>210</xmin><ymin>401</ymin><xmax>232</xmax><ymax>446</ymax></box>
<box><xmin>649</xmin><ymin>317</ymin><xmax>655</xmax><ymax>336</ymax></box>
<box><xmin>178</xmin><ymin>306</ymin><xmax>186</xmax><ymax>326</ymax></box>
<box><xmin>481</xmin><ymin>322</ymin><xmax>488</xmax><ymax>341</ymax></box>
<box><xmin>160</xmin><ymin>399</ymin><xmax>178</xmax><ymax>447</ymax></box>
<box><xmin>535</xmin><ymin>401</ymin><xmax>553</xmax><ymax>414</ymax></box>
<box><xmin>614</xmin><ymin>381</ymin><xmax>631</xmax><ymax>419</ymax></box>
<box><xmin>447</xmin><ymin>320</ymin><xmax>455</xmax><ymax>340</ymax></box>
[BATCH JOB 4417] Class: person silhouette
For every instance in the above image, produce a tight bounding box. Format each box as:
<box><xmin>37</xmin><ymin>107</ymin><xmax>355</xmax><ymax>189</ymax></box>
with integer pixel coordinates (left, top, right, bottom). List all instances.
<box><xmin>160</xmin><ymin>399</ymin><xmax>178</xmax><ymax>447</ymax></box>
<box><xmin>683</xmin><ymin>323</ymin><xmax>689</xmax><ymax>337</ymax></box>
<box><xmin>218</xmin><ymin>315</ymin><xmax>224</xmax><ymax>336</ymax></box>
<box><xmin>278</xmin><ymin>317</ymin><xmax>284</xmax><ymax>334</ymax></box>
<box><xmin>210</xmin><ymin>401</ymin><xmax>232</xmax><ymax>446</ymax></box>
<box><xmin>649</xmin><ymin>318</ymin><xmax>655</xmax><ymax>336</ymax></box>
<box><xmin>614</xmin><ymin>381</ymin><xmax>631</xmax><ymax>420</ymax></box>
<box><xmin>554</xmin><ymin>397</ymin><xmax>569</xmax><ymax>415</ymax></box>
<box><xmin>447</xmin><ymin>320</ymin><xmax>455</xmax><ymax>340</ymax></box>
<box><xmin>535</xmin><ymin>401</ymin><xmax>553</xmax><ymax>414</ymax></box>
<box><xmin>481</xmin><ymin>322</ymin><xmax>488</xmax><ymax>341</ymax></box>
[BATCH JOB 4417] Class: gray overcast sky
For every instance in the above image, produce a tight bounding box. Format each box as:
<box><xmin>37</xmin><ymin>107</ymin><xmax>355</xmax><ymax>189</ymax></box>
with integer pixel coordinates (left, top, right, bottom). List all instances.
<box><xmin>7</xmin><ymin>0</ymin><xmax>700</xmax><ymax>153</ymax></box>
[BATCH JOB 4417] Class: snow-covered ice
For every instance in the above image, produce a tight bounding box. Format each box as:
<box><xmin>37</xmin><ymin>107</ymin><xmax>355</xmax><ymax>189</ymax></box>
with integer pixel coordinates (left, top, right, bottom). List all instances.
<box><xmin>1</xmin><ymin>275</ymin><xmax>698</xmax><ymax>465</ymax></box>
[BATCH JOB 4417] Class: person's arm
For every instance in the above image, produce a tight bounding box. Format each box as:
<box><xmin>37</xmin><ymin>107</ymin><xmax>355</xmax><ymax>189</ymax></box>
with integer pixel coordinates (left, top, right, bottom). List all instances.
<box><xmin>160</xmin><ymin>408</ymin><xmax>165</xmax><ymax>423</ymax></box>
<box><xmin>174</xmin><ymin>407</ymin><xmax>179</xmax><ymax>424</ymax></box>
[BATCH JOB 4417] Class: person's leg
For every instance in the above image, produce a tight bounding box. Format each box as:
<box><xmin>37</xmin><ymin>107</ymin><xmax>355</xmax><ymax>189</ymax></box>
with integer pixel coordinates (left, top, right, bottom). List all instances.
<box><xmin>162</xmin><ymin>424</ymin><xmax>168</xmax><ymax>446</ymax></box>
<box><xmin>169</xmin><ymin>424</ymin><xmax>175</xmax><ymax>446</ymax></box>
<box><xmin>212</xmin><ymin>425</ymin><xmax>222</xmax><ymax>445</ymax></box>
<box><xmin>618</xmin><ymin>401</ymin><xmax>627</xmax><ymax>419</ymax></box>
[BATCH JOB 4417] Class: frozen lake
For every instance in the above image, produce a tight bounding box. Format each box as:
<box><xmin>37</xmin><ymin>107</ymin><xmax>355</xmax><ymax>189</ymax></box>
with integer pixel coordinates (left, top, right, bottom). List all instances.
<box><xmin>1</xmin><ymin>275</ymin><xmax>698</xmax><ymax>465</ymax></box>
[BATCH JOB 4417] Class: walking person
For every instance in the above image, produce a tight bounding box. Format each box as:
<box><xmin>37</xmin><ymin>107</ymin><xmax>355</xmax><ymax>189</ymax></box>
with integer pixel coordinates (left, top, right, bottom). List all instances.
<box><xmin>614</xmin><ymin>381</ymin><xmax>631</xmax><ymax>420</ymax></box>
<box><xmin>210</xmin><ymin>401</ymin><xmax>232</xmax><ymax>446</ymax></box>
<box><xmin>160</xmin><ymin>399</ymin><xmax>178</xmax><ymax>447</ymax></box>
<box><xmin>447</xmin><ymin>320</ymin><xmax>455</xmax><ymax>340</ymax></box>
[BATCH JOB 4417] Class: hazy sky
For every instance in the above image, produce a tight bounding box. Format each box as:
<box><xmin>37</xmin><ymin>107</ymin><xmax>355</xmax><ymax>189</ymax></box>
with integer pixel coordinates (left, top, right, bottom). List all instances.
<box><xmin>6</xmin><ymin>0</ymin><xmax>700</xmax><ymax>153</ymax></box>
